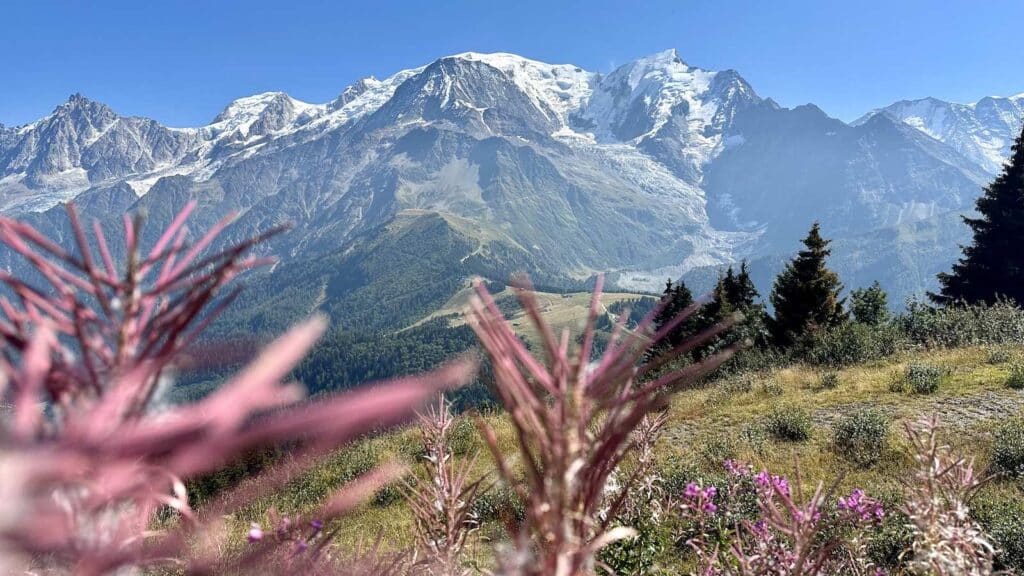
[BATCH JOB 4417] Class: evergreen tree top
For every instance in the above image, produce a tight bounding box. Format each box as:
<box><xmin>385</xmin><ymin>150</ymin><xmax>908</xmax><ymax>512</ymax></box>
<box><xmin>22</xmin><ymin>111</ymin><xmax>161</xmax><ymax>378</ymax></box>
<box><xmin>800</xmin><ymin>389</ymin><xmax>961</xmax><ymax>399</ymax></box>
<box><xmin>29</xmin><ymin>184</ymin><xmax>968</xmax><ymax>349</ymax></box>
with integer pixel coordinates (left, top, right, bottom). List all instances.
<box><xmin>932</xmin><ymin>123</ymin><xmax>1024</xmax><ymax>306</ymax></box>
<box><xmin>769</xmin><ymin>222</ymin><xmax>846</xmax><ymax>347</ymax></box>
<box><xmin>798</xmin><ymin>222</ymin><xmax>831</xmax><ymax>257</ymax></box>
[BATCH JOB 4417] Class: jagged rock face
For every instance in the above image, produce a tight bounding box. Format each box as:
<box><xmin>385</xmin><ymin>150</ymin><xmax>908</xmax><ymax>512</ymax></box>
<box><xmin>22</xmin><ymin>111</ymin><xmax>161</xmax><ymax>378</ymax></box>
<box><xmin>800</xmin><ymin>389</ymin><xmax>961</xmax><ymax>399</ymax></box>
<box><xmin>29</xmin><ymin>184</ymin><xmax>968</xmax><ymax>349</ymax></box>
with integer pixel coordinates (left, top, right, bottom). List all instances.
<box><xmin>0</xmin><ymin>50</ymin><xmax>1020</xmax><ymax>299</ymax></box>
<box><xmin>0</xmin><ymin>95</ymin><xmax>201</xmax><ymax>212</ymax></box>
<box><xmin>856</xmin><ymin>94</ymin><xmax>1024</xmax><ymax>175</ymax></box>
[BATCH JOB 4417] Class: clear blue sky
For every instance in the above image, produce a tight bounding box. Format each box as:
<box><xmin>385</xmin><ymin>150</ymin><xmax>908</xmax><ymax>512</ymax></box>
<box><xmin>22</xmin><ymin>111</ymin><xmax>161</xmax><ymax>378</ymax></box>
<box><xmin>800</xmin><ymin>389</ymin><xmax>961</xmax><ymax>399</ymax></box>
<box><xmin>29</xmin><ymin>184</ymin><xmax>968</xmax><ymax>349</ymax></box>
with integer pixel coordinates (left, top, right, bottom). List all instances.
<box><xmin>3</xmin><ymin>0</ymin><xmax>1022</xmax><ymax>127</ymax></box>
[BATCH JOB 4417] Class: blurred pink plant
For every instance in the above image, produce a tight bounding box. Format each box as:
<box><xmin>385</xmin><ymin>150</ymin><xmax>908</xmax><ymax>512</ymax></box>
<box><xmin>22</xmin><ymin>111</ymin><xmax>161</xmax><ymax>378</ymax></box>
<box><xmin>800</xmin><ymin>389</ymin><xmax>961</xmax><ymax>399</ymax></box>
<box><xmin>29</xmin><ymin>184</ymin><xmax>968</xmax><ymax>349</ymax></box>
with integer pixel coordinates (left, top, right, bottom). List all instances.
<box><xmin>901</xmin><ymin>415</ymin><xmax>996</xmax><ymax>575</ymax></box>
<box><xmin>405</xmin><ymin>395</ymin><xmax>488</xmax><ymax>575</ymax></box>
<box><xmin>0</xmin><ymin>203</ymin><xmax>474</xmax><ymax>574</ymax></box>
<box><xmin>467</xmin><ymin>275</ymin><xmax>740</xmax><ymax>576</ymax></box>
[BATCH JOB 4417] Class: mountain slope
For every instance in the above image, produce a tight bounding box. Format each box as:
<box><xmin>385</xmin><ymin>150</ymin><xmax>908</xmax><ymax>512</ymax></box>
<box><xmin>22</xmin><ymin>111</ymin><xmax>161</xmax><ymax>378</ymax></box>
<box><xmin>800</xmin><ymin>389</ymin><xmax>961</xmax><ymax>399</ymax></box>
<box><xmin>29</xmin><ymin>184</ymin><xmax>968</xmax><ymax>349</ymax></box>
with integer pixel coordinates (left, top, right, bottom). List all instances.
<box><xmin>0</xmin><ymin>50</ymin><xmax>1016</xmax><ymax>307</ymax></box>
<box><xmin>855</xmin><ymin>93</ymin><xmax>1024</xmax><ymax>175</ymax></box>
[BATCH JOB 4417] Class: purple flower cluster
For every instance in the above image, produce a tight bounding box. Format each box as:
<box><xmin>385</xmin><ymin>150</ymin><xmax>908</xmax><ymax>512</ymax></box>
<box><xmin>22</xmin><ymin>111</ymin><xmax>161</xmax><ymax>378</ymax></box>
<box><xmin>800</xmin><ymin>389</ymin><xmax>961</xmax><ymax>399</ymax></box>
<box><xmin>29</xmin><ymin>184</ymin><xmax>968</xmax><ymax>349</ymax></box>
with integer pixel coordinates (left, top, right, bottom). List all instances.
<box><xmin>247</xmin><ymin>517</ymin><xmax>327</xmax><ymax>556</ymax></box>
<box><xmin>837</xmin><ymin>489</ymin><xmax>885</xmax><ymax>522</ymax></box>
<box><xmin>723</xmin><ymin>458</ymin><xmax>753</xmax><ymax>477</ymax></box>
<box><xmin>754</xmin><ymin>470</ymin><xmax>791</xmax><ymax>497</ymax></box>
<box><xmin>681</xmin><ymin>482</ymin><xmax>719</xmax><ymax>515</ymax></box>
<box><xmin>724</xmin><ymin>459</ymin><xmax>791</xmax><ymax>498</ymax></box>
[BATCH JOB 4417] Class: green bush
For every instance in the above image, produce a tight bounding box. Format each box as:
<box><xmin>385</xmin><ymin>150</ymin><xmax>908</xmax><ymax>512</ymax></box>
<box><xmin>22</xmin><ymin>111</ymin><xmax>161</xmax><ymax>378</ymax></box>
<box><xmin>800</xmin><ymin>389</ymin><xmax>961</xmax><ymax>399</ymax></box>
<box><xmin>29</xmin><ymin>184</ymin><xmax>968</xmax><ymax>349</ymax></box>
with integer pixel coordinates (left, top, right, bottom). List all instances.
<box><xmin>972</xmin><ymin>492</ymin><xmax>1024</xmax><ymax>572</ymax></box>
<box><xmin>448</xmin><ymin>416</ymin><xmax>479</xmax><ymax>456</ymax></box>
<box><xmin>866</xmin><ymin>509</ymin><xmax>915</xmax><ymax>570</ymax></box>
<box><xmin>798</xmin><ymin>321</ymin><xmax>905</xmax><ymax>367</ymax></box>
<box><xmin>833</xmin><ymin>408</ymin><xmax>889</xmax><ymax>467</ymax></box>
<box><xmin>658</xmin><ymin>458</ymin><xmax>706</xmax><ymax>498</ymax></box>
<box><xmin>718</xmin><ymin>347</ymin><xmax>787</xmax><ymax>377</ymax></box>
<box><xmin>698</xmin><ymin>431</ymin><xmax>740</xmax><ymax>464</ymax></box>
<box><xmin>722</xmin><ymin>375</ymin><xmax>755</xmax><ymax>395</ymax></box>
<box><xmin>760</xmin><ymin>380</ymin><xmax>785</xmax><ymax>397</ymax></box>
<box><xmin>818</xmin><ymin>371</ymin><xmax>841</xmax><ymax>390</ymax></box>
<box><xmin>471</xmin><ymin>484</ymin><xmax>525</xmax><ymax>524</ymax></box>
<box><xmin>991</xmin><ymin>417</ymin><xmax>1024</xmax><ymax>475</ymax></box>
<box><xmin>988</xmin><ymin>347</ymin><xmax>1014</xmax><ymax>365</ymax></box>
<box><xmin>1007</xmin><ymin>363</ymin><xmax>1024</xmax><ymax>390</ymax></box>
<box><xmin>598</xmin><ymin>515</ymin><xmax>672</xmax><ymax>576</ymax></box>
<box><xmin>901</xmin><ymin>300</ymin><xmax>1024</xmax><ymax>349</ymax></box>
<box><xmin>849</xmin><ymin>282</ymin><xmax>890</xmax><ymax>326</ymax></box>
<box><xmin>186</xmin><ymin>446</ymin><xmax>282</xmax><ymax>507</ymax></box>
<box><xmin>764</xmin><ymin>404</ymin><xmax>813</xmax><ymax>442</ymax></box>
<box><xmin>373</xmin><ymin>479</ymin><xmax>406</xmax><ymax>507</ymax></box>
<box><xmin>739</xmin><ymin>423</ymin><xmax>770</xmax><ymax>456</ymax></box>
<box><xmin>903</xmin><ymin>363</ymin><xmax>942</xmax><ymax>394</ymax></box>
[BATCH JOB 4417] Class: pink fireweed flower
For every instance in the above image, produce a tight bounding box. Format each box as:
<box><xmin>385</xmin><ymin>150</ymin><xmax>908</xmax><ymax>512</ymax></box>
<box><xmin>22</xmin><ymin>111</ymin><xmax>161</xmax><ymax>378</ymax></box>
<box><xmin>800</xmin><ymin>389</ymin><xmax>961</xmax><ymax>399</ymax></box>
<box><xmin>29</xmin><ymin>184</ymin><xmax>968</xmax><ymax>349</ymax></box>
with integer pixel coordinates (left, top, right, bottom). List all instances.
<box><xmin>724</xmin><ymin>458</ymin><xmax>753</xmax><ymax>477</ymax></box>
<box><xmin>755</xmin><ymin>470</ymin><xmax>791</xmax><ymax>497</ymax></box>
<box><xmin>467</xmin><ymin>275</ymin><xmax>742</xmax><ymax>576</ymax></box>
<box><xmin>0</xmin><ymin>203</ymin><xmax>475</xmax><ymax>574</ymax></box>
<box><xmin>248</xmin><ymin>523</ymin><xmax>264</xmax><ymax>543</ymax></box>
<box><xmin>838</xmin><ymin>489</ymin><xmax>885</xmax><ymax>522</ymax></box>
<box><xmin>680</xmin><ymin>482</ymin><xmax>719</xmax><ymax>516</ymax></box>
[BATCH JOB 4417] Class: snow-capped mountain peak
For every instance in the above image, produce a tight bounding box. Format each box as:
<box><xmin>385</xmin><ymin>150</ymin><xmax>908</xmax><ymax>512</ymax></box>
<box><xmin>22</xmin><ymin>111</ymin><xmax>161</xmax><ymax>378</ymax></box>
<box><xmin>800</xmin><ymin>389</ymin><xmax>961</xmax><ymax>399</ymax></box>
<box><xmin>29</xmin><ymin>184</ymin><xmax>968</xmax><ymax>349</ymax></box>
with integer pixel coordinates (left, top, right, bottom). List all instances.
<box><xmin>855</xmin><ymin>93</ymin><xmax>1024</xmax><ymax>174</ymax></box>
<box><xmin>577</xmin><ymin>49</ymin><xmax>758</xmax><ymax>145</ymax></box>
<box><xmin>444</xmin><ymin>52</ymin><xmax>595</xmax><ymax>124</ymax></box>
<box><xmin>209</xmin><ymin>92</ymin><xmax>325</xmax><ymax>141</ymax></box>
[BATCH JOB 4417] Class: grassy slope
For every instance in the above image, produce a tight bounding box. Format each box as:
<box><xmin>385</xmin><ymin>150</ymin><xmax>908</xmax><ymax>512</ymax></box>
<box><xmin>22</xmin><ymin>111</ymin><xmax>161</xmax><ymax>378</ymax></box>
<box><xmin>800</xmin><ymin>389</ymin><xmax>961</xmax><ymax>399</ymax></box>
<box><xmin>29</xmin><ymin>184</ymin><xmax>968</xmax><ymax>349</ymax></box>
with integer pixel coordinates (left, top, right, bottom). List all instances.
<box><xmin>217</xmin><ymin>339</ymin><xmax>1024</xmax><ymax>566</ymax></box>
<box><xmin>406</xmin><ymin>287</ymin><xmax>647</xmax><ymax>345</ymax></box>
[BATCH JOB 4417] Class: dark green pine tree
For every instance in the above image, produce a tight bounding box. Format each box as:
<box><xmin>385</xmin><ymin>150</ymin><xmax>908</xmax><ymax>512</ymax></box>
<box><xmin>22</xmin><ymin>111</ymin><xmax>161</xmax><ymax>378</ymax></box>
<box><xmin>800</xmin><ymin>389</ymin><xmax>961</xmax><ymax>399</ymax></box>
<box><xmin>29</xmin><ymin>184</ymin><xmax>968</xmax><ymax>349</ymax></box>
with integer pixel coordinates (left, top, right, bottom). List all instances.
<box><xmin>931</xmin><ymin>124</ymin><xmax>1024</xmax><ymax>306</ymax></box>
<box><xmin>849</xmin><ymin>280</ymin><xmax>889</xmax><ymax>325</ymax></box>
<box><xmin>653</xmin><ymin>278</ymin><xmax>694</xmax><ymax>349</ymax></box>
<box><xmin>724</xmin><ymin>261</ymin><xmax>760</xmax><ymax>311</ymax></box>
<box><xmin>691</xmin><ymin>260</ymin><xmax>770</xmax><ymax>357</ymax></box>
<box><xmin>769</xmin><ymin>222</ymin><xmax>847</xmax><ymax>347</ymax></box>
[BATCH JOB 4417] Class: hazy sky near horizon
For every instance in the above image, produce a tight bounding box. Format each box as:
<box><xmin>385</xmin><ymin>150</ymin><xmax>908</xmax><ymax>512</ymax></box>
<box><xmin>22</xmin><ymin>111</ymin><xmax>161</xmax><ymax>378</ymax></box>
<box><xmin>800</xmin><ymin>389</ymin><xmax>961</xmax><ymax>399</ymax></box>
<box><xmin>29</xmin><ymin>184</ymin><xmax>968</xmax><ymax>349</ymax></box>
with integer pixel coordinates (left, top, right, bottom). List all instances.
<box><xmin>3</xmin><ymin>0</ymin><xmax>1023</xmax><ymax>127</ymax></box>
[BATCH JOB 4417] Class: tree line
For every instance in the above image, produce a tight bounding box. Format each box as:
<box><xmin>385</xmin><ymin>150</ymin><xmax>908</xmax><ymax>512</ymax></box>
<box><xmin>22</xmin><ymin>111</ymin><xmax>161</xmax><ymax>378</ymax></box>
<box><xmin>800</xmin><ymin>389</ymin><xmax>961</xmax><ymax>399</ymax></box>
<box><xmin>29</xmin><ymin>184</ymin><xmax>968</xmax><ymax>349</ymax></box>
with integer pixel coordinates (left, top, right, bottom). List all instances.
<box><xmin>653</xmin><ymin>122</ymin><xmax>1024</xmax><ymax>354</ymax></box>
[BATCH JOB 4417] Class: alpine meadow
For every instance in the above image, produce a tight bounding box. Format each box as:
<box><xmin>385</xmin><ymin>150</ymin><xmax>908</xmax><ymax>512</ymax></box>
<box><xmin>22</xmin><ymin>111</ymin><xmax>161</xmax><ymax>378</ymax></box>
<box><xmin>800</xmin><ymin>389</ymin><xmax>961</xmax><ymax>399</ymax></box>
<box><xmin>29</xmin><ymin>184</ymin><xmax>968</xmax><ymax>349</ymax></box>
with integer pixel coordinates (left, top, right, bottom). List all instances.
<box><xmin>2</xmin><ymin>2</ymin><xmax>1024</xmax><ymax>575</ymax></box>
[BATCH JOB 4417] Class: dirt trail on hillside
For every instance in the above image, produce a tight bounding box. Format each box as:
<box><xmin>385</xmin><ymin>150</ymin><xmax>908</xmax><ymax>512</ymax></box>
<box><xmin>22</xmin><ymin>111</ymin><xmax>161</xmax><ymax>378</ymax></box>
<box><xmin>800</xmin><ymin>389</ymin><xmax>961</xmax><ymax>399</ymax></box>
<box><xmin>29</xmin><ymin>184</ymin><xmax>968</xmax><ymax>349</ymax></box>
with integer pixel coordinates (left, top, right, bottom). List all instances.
<box><xmin>811</xmin><ymin>389</ymin><xmax>1024</xmax><ymax>431</ymax></box>
<box><xmin>665</xmin><ymin>389</ymin><xmax>1024</xmax><ymax>444</ymax></box>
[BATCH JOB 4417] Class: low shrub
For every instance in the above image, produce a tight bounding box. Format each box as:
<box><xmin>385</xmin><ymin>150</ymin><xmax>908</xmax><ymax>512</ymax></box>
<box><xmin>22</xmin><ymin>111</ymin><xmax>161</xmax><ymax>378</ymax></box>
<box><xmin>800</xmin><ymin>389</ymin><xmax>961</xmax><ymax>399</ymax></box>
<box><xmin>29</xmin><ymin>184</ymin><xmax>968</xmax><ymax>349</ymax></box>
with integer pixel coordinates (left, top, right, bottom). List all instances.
<box><xmin>281</xmin><ymin>442</ymin><xmax>383</xmax><ymax>509</ymax></box>
<box><xmin>901</xmin><ymin>300</ymin><xmax>1024</xmax><ymax>349</ymax></box>
<box><xmin>373</xmin><ymin>479</ymin><xmax>405</xmax><ymax>507</ymax></box>
<box><xmin>1007</xmin><ymin>363</ymin><xmax>1024</xmax><ymax>390</ymax></box>
<box><xmin>722</xmin><ymin>375</ymin><xmax>755</xmax><ymax>395</ymax></box>
<box><xmin>987</xmin><ymin>347</ymin><xmax>1014</xmax><ymax>365</ymax></box>
<box><xmin>763</xmin><ymin>404</ymin><xmax>813</xmax><ymax>442</ymax></box>
<box><xmin>707</xmin><ymin>376</ymin><xmax>756</xmax><ymax>406</ymax></box>
<box><xmin>448</xmin><ymin>416</ymin><xmax>479</xmax><ymax>456</ymax></box>
<box><xmin>471</xmin><ymin>484</ymin><xmax>525</xmax><ymax>525</ymax></box>
<box><xmin>799</xmin><ymin>321</ymin><xmax>905</xmax><ymax>367</ymax></box>
<box><xmin>818</xmin><ymin>371</ymin><xmax>841</xmax><ymax>390</ymax></box>
<box><xmin>972</xmin><ymin>492</ymin><xmax>1024</xmax><ymax>573</ymax></box>
<box><xmin>718</xmin><ymin>347</ymin><xmax>788</xmax><ymax>377</ymax></box>
<box><xmin>833</xmin><ymin>408</ymin><xmax>889</xmax><ymax>467</ymax></box>
<box><xmin>698</xmin><ymin>431</ymin><xmax>740</xmax><ymax>464</ymax></box>
<box><xmin>598</xmin><ymin>515</ymin><xmax>673</xmax><ymax>576</ymax></box>
<box><xmin>904</xmin><ymin>363</ymin><xmax>943</xmax><ymax>394</ymax></box>
<box><xmin>658</xmin><ymin>458</ymin><xmax>708</xmax><ymax>499</ymax></box>
<box><xmin>991</xmin><ymin>417</ymin><xmax>1024</xmax><ymax>476</ymax></box>
<box><xmin>760</xmin><ymin>380</ymin><xmax>785</xmax><ymax>397</ymax></box>
<box><xmin>739</xmin><ymin>423</ymin><xmax>770</xmax><ymax>456</ymax></box>
<box><xmin>866</xmin><ymin>509</ymin><xmax>915</xmax><ymax>570</ymax></box>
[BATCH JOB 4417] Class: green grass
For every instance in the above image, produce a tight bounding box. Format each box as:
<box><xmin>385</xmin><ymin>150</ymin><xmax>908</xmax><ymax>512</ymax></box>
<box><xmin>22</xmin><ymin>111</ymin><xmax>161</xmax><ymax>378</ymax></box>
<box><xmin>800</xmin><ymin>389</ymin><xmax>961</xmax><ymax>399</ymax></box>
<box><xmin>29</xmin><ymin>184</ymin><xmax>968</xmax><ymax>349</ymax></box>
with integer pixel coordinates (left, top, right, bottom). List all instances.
<box><xmin>209</xmin><ymin>344</ymin><xmax>1024</xmax><ymax>567</ymax></box>
<box><xmin>404</xmin><ymin>284</ymin><xmax>647</xmax><ymax>346</ymax></box>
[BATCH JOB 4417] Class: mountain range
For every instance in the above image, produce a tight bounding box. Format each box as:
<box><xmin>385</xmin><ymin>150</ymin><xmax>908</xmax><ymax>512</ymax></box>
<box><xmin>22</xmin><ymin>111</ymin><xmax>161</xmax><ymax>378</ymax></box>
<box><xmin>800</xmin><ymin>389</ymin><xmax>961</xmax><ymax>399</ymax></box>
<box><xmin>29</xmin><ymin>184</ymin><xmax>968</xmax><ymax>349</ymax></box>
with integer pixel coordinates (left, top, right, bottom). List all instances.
<box><xmin>2</xmin><ymin>50</ymin><xmax>1022</xmax><ymax>320</ymax></box>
